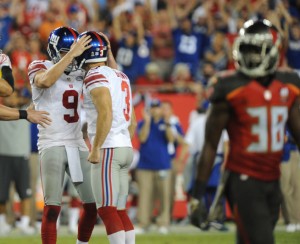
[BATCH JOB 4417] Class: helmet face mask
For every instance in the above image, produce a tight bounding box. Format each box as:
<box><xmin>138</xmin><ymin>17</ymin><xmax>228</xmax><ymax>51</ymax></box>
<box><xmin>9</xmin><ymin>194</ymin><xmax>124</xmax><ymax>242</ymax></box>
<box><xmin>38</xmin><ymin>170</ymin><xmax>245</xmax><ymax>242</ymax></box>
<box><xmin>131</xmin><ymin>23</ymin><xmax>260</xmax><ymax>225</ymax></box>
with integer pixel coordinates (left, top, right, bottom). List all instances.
<box><xmin>75</xmin><ymin>31</ymin><xmax>109</xmax><ymax>70</ymax></box>
<box><xmin>47</xmin><ymin>27</ymin><xmax>79</xmax><ymax>72</ymax></box>
<box><xmin>233</xmin><ymin>19</ymin><xmax>281</xmax><ymax>78</ymax></box>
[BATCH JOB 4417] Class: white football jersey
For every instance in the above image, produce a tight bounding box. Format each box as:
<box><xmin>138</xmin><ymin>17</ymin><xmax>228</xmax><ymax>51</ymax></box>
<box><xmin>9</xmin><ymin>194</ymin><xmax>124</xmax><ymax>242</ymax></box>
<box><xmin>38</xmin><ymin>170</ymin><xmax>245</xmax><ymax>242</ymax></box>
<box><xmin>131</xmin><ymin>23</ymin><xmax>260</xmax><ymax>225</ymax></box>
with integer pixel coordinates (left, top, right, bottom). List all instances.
<box><xmin>185</xmin><ymin>112</ymin><xmax>228</xmax><ymax>155</ymax></box>
<box><xmin>28</xmin><ymin>60</ymin><xmax>88</xmax><ymax>151</ymax></box>
<box><xmin>83</xmin><ymin>66</ymin><xmax>133</xmax><ymax>148</ymax></box>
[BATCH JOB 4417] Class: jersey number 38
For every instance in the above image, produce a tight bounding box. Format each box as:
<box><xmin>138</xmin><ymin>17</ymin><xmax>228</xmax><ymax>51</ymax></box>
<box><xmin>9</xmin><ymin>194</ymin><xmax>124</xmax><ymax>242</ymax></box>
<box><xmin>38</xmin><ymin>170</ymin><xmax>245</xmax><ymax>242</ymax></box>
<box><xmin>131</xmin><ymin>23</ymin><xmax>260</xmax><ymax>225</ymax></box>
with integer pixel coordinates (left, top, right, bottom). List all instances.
<box><xmin>247</xmin><ymin>106</ymin><xmax>288</xmax><ymax>153</ymax></box>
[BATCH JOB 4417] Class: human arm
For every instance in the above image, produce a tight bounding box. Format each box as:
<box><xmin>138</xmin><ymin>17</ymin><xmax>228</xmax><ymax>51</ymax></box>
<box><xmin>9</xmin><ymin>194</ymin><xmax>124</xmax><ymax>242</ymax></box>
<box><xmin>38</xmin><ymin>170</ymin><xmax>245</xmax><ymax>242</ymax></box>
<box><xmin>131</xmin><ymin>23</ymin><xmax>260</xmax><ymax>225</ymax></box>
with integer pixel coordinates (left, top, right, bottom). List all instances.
<box><xmin>193</xmin><ymin>101</ymin><xmax>230</xmax><ymax>196</ymax></box>
<box><xmin>205</xmin><ymin>49</ymin><xmax>227</xmax><ymax>64</ymax></box>
<box><xmin>167</xmin><ymin>0</ymin><xmax>178</xmax><ymax>29</ymax></box>
<box><xmin>217</xmin><ymin>0</ymin><xmax>230</xmax><ymax>23</ymax></box>
<box><xmin>190</xmin><ymin>101</ymin><xmax>229</xmax><ymax>230</ymax></box>
<box><xmin>26</xmin><ymin>108</ymin><xmax>52</xmax><ymax>127</ymax></box>
<box><xmin>87</xmin><ymin>87</ymin><xmax>113</xmax><ymax>164</ymax></box>
<box><xmin>112</xmin><ymin>13</ymin><xmax>123</xmax><ymax>42</ymax></box>
<box><xmin>128</xmin><ymin>107</ymin><xmax>137</xmax><ymax>139</ymax></box>
<box><xmin>27</xmin><ymin>102</ymin><xmax>35</xmax><ymax>110</ymax></box>
<box><xmin>33</xmin><ymin>35</ymin><xmax>92</xmax><ymax>88</ymax></box>
<box><xmin>164</xmin><ymin>121</ymin><xmax>175</xmax><ymax>143</ymax></box>
<box><xmin>176</xmin><ymin>118</ymin><xmax>199</xmax><ymax>172</ymax></box>
<box><xmin>138</xmin><ymin>109</ymin><xmax>151</xmax><ymax>143</ymax></box>
<box><xmin>133</xmin><ymin>13</ymin><xmax>145</xmax><ymax>45</ymax></box>
<box><xmin>0</xmin><ymin>105</ymin><xmax>27</xmax><ymax>120</ymax></box>
<box><xmin>26</xmin><ymin>102</ymin><xmax>53</xmax><ymax>126</ymax></box>
<box><xmin>168</xmin><ymin>0</ymin><xmax>197</xmax><ymax>25</ymax></box>
<box><xmin>107</xmin><ymin>47</ymin><xmax>118</xmax><ymax>70</ymax></box>
<box><xmin>98</xmin><ymin>32</ymin><xmax>118</xmax><ymax>69</ymax></box>
<box><xmin>276</xmin><ymin>1</ymin><xmax>293</xmax><ymax>25</ymax></box>
<box><xmin>0</xmin><ymin>54</ymin><xmax>14</xmax><ymax>96</ymax></box>
<box><xmin>0</xmin><ymin>76</ymin><xmax>13</xmax><ymax>97</ymax></box>
<box><xmin>273</xmin><ymin>2</ymin><xmax>292</xmax><ymax>51</ymax></box>
<box><xmin>0</xmin><ymin>104</ymin><xmax>51</xmax><ymax>127</ymax></box>
<box><xmin>174</xmin><ymin>134</ymin><xmax>190</xmax><ymax>173</ymax></box>
<box><xmin>221</xmin><ymin>139</ymin><xmax>230</xmax><ymax>171</ymax></box>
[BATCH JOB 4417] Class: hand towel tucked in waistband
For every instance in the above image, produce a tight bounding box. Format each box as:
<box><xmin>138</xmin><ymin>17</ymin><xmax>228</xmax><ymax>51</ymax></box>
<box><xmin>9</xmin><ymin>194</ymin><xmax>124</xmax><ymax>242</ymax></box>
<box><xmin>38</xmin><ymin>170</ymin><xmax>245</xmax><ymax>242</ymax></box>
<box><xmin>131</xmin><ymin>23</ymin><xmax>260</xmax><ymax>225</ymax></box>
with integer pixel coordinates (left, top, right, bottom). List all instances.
<box><xmin>65</xmin><ymin>146</ymin><xmax>83</xmax><ymax>183</ymax></box>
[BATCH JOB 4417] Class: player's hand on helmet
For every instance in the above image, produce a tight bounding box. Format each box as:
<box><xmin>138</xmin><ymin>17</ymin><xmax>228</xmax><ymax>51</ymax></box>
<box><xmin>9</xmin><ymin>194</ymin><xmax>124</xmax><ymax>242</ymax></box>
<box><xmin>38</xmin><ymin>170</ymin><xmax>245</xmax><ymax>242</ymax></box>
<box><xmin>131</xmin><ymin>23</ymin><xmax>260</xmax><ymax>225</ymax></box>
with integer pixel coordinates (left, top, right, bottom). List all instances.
<box><xmin>26</xmin><ymin>109</ymin><xmax>52</xmax><ymax>128</ymax></box>
<box><xmin>98</xmin><ymin>32</ymin><xmax>111</xmax><ymax>50</ymax></box>
<box><xmin>0</xmin><ymin>53</ymin><xmax>12</xmax><ymax>69</ymax></box>
<box><xmin>88</xmin><ymin>148</ymin><xmax>100</xmax><ymax>164</ymax></box>
<box><xmin>69</xmin><ymin>35</ymin><xmax>92</xmax><ymax>58</ymax></box>
<box><xmin>189</xmin><ymin>197</ymin><xmax>209</xmax><ymax>231</ymax></box>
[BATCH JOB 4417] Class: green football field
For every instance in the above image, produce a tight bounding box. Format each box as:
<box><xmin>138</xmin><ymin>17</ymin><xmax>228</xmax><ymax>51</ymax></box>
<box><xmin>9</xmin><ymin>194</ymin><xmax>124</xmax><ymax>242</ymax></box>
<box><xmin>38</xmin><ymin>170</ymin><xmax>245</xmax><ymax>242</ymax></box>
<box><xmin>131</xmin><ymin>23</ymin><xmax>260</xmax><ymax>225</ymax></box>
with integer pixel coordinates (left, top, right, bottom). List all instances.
<box><xmin>1</xmin><ymin>227</ymin><xmax>300</xmax><ymax>244</ymax></box>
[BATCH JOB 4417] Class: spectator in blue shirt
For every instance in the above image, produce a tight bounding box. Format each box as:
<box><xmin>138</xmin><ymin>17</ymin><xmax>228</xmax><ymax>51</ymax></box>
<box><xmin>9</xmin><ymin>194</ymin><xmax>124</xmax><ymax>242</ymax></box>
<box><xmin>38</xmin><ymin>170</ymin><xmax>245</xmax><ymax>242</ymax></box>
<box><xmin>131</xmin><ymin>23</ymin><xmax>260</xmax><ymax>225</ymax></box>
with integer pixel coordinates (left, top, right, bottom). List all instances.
<box><xmin>161</xmin><ymin>100</ymin><xmax>187</xmax><ymax>221</ymax></box>
<box><xmin>280</xmin><ymin>128</ymin><xmax>300</xmax><ymax>232</ymax></box>
<box><xmin>113</xmin><ymin>11</ymin><xmax>152</xmax><ymax>84</ymax></box>
<box><xmin>286</xmin><ymin>23</ymin><xmax>300</xmax><ymax>75</ymax></box>
<box><xmin>168</xmin><ymin>3</ymin><xmax>208</xmax><ymax>82</ymax></box>
<box><xmin>0</xmin><ymin>4</ymin><xmax>13</xmax><ymax>50</ymax></box>
<box><xmin>135</xmin><ymin>99</ymin><xmax>175</xmax><ymax>234</ymax></box>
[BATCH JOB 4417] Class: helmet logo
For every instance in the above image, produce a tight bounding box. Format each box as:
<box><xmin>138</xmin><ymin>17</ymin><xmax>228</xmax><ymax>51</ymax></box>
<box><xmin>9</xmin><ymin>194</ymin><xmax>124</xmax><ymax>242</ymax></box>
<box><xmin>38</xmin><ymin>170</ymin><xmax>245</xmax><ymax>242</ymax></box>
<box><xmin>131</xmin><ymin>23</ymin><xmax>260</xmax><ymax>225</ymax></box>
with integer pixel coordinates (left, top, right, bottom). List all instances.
<box><xmin>49</xmin><ymin>34</ymin><xmax>60</xmax><ymax>47</ymax></box>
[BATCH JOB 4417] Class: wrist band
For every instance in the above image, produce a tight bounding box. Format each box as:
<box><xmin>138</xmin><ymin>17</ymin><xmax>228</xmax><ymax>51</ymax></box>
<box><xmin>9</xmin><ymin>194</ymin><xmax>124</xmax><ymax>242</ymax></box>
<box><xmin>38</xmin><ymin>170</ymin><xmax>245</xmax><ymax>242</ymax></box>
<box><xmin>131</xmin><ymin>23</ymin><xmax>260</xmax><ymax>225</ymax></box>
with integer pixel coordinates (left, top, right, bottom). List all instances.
<box><xmin>19</xmin><ymin>110</ymin><xmax>28</xmax><ymax>120</ymax></box>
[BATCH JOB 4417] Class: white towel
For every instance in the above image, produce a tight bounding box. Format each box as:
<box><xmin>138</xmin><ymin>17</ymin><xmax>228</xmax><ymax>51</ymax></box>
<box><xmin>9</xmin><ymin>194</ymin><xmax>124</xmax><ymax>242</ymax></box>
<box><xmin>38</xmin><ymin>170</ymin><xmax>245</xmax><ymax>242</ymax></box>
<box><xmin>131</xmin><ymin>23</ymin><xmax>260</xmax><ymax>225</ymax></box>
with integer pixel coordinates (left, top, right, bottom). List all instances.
<box><xmin>65</xmin><ymin>146</ymin><xmax>83</xmax><ymax>183</ymax></box>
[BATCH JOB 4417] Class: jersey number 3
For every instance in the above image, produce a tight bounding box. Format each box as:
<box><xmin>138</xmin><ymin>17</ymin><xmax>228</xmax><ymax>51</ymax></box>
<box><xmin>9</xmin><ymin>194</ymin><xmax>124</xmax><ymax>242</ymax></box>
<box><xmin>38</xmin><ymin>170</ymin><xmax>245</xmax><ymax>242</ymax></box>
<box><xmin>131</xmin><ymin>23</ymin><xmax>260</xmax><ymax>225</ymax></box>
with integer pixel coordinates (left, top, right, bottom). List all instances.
<box><xmin>121</xmin><ymin>81</ymin><xmax>130</xmax><ymax>121</ymax></box>
<box><xmin>247</xmin><ymin>106</ymin><xmax>288</xmax><ymax>153</ymax></box>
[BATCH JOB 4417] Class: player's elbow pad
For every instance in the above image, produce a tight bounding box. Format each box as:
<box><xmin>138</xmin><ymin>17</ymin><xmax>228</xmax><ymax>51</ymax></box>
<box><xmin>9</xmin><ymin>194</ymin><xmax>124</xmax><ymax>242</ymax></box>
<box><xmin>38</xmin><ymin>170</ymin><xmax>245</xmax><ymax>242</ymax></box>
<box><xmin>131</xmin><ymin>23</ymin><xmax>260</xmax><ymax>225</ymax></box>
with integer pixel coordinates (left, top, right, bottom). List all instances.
<box><xmin>1</xmin><ymin>66</ymin><xmax>14</xmax><ymax>90</ymax></box>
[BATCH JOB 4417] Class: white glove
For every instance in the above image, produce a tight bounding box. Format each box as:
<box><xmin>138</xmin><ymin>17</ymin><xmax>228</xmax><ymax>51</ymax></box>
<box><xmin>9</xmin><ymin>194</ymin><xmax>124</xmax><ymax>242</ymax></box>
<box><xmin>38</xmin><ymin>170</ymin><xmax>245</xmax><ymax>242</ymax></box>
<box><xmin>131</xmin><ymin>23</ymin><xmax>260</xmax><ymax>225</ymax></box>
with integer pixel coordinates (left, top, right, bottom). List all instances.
<box><xmin>0</xmin><ymin>53</ymin><xmax>12</xmax><ymax>69</ymax></box>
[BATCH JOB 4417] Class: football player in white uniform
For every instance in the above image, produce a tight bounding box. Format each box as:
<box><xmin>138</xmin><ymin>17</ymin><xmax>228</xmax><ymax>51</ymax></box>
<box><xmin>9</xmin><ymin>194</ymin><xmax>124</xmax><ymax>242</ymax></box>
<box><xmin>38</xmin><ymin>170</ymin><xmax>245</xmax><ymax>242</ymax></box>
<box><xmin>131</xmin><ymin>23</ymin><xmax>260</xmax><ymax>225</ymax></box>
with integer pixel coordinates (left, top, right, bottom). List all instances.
<box><xmin>28</xmin><ymin>27</ymin><xmax>97</xmax><ymax>244</ymax></box>
<box><xmin>76</xmin><ymin>31</ymin><xmax>137</xmax><ymax>244</ymax></box>
<box><xmin>0</xmin><ymin>52</ymin><xmax>50</xmax><ymax>124</ymax></box>
<box><xmin>0</xmin><ymin>52</ymin><xmax>14</xmax><ymax>97</ymax></box>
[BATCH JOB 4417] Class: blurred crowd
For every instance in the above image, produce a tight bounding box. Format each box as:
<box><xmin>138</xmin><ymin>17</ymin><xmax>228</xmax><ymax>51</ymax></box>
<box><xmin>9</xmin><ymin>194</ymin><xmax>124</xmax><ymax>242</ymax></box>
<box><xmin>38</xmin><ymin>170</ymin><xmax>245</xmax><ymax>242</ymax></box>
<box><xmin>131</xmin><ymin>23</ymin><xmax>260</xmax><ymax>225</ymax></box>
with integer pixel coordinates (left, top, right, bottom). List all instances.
<box><xmin>1</xmin><ymin>0</ymin><xmax>300</xmax><ymax>96</ymax></box>
<box><xmin>1</xmin><ymin>0</ymin><xmax>300</xmax><ymax>236</ymax></box>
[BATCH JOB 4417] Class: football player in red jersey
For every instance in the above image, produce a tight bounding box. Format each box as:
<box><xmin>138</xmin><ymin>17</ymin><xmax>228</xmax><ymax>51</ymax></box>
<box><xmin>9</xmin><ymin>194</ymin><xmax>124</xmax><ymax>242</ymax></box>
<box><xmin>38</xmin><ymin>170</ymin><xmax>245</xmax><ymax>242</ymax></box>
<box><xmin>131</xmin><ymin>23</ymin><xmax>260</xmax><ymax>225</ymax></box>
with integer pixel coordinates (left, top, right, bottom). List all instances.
<box><xmin>191</xmin><ymin>19</ymin><xmax>300</xmax><ymax>244</ymax></box>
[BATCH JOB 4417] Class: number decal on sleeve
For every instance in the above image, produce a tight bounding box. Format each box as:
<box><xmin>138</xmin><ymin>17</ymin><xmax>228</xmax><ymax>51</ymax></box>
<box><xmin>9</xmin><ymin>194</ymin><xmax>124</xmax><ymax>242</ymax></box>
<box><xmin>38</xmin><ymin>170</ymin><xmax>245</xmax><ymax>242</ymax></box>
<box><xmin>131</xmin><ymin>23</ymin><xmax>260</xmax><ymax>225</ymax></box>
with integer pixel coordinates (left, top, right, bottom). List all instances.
<box><xmin>247</xmin><ymin>106</ymin><xmax>288</xmax><ymax>152</ymax></box>
<box><xmin>62</xmin><ymin>90</ymin><xmax>79</xmax><ymax>123</ymax></box>
<box><xmin>121</xmin><ymin>81</ymin><xmax>131</xmax><ymax>121</ymax></box>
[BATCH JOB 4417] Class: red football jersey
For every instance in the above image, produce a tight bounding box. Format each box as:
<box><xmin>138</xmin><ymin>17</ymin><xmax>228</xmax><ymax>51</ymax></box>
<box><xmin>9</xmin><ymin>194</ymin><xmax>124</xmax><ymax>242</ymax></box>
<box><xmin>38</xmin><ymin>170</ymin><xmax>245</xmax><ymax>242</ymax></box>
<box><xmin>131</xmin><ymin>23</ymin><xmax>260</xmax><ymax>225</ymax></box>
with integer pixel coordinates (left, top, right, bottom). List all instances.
<box><xmin>210</xmin><ymin>71</ymin><xmax>300</xmax><ymax>181</ymax></box>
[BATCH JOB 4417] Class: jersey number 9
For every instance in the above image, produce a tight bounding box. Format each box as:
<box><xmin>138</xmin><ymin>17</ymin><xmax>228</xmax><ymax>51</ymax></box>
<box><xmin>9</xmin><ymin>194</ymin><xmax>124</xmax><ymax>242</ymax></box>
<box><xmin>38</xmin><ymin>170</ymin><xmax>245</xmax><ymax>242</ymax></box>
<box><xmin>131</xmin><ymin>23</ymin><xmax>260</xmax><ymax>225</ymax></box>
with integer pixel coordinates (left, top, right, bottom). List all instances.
<box><xmin>62</xmin><ymin>90</ymin><xmax>79</xmax><ymax>123</ymax></box>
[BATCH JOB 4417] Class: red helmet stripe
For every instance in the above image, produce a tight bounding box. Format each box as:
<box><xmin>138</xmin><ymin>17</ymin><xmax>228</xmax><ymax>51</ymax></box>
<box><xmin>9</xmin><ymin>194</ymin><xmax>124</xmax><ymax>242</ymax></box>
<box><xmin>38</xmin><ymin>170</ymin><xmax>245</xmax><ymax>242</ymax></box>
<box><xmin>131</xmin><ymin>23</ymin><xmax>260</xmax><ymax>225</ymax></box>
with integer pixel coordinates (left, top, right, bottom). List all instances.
<box><xmin>66</xmin><ymin>27</ymin><xmax>78</xmax><ymax>39</ymax></box>
<box><xmin>270</xmin><ymin>28</ymin><xmax>278</xmax><ymax>45</ymax></box>
<box><xmin>91</xmin><ymin>31</ymin><xmax>104</xmax><ymax>51</ymax></box>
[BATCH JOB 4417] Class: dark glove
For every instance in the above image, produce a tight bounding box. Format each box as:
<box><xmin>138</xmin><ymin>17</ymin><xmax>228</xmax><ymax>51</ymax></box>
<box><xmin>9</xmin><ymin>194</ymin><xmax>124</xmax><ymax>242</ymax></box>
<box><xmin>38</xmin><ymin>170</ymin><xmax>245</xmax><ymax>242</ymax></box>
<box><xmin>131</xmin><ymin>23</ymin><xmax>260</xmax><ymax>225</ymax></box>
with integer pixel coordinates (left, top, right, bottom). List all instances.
<box><xmin>189</xmin><ymin>198</ymin><xmax>209</xmax><ymax>231</ymax></box>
